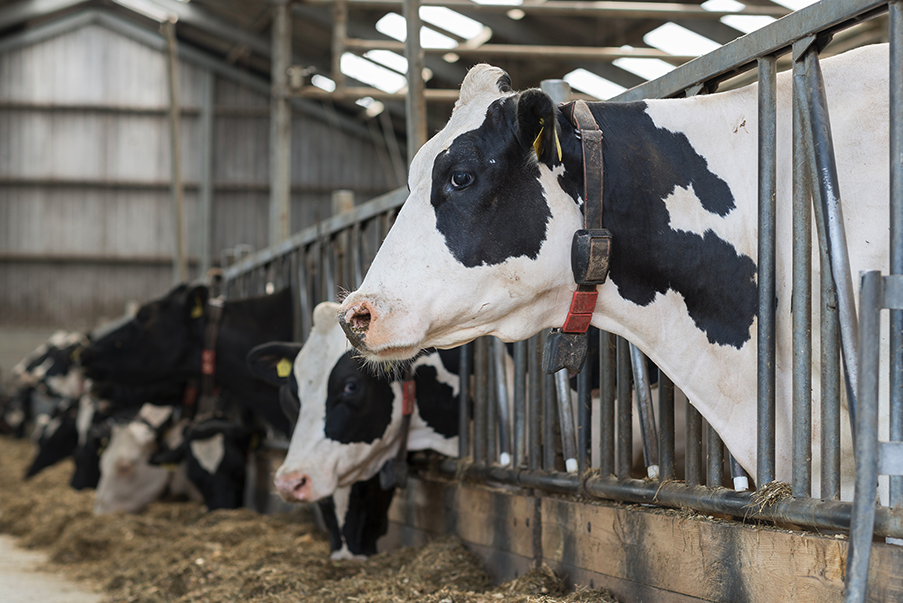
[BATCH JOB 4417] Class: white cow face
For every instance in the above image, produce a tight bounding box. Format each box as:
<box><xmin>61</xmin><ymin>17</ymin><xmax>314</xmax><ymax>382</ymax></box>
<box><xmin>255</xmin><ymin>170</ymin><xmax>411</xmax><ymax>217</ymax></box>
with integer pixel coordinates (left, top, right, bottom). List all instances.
<box><xmin>338</xmin><ymin>65</ymin><xmax>583</xmax><ymax>361</ymax></box>
<box><xmin>272</xmin><ymin>302</ymin><xmax>459</xmax><ymax>503</ymax></box>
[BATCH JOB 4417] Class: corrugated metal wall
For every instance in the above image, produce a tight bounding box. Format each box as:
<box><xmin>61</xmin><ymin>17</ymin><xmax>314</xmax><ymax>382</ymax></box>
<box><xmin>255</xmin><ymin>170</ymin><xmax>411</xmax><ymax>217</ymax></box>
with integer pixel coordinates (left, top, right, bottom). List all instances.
<box><xmin>0</xmin><ymin>11</ymin><xmax>398</xmax><ymax>330</ymax></box>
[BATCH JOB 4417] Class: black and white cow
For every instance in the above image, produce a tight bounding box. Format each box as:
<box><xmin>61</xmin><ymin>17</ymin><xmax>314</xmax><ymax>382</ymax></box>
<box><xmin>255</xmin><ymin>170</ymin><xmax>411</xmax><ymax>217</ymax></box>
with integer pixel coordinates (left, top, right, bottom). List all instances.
<box><xmin>338</xmin><ymin>45</ymin><xmax>892</xmax><ymax>499</ymax></box>
<box><xmin>12</xmin><ymin>331</ymin><xmax>88</xmax><ymax>401</ymax></box>
<box><xmin>247</xmin><ymin>301</ymin><xmax>459</xmax><ymax>558</ymax></box>
<box><xmin>80</xmin><ymin>283</ymin><xmax>294</xmax><ymax>436</ymax></box>
<box><xmin>24</xmin><ymin>397</ymin><xmax>80</xmax><ymax>479</ymax></box>
<box><xmin>94</xmin><ymin>403</ymin><xmax>202</xmax><ymax>514</ymax></box>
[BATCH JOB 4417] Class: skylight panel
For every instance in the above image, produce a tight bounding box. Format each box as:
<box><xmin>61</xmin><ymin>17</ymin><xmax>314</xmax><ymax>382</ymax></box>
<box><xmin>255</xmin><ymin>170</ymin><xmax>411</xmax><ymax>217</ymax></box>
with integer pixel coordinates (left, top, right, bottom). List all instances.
<box><xmin>365</xmin><ymin>50</ymin><xmax>408</xmax><ymax>74</ymax></box>
<box><xmin>311</xmin><ymin>74</ymin><xmax>336</xmax><ymax>92</ymax></box>
<box><xmin>375</xmin><ymin>12</ymin><xmax>458</xmax><ymax>49</ymax></box>
<box><xmin>612</xmin><ymin>58</ymin><xmax>675</xmax><ymax>81</ymax></box>
<box><xmin>420</xmin><ymin>7</ymin><xmax>485</xmax><ymax>40</ymax></box>
<box><xmin>701</xmin><ymin>0</ymin><xmax>775</xmax><ymax>34</ymax></box>
<box><xmin>563</xmin><ymin>69</ymin><xmax>626</xmax><ymax>100</ymax></box>
<box><xmin>643</xmin><ymin>23</ymin><xmax>720</xmax><ymax>57</ymax></box>
<box><xmin>341</xmin><ymin>53</ymin><xmax>406</xmax><ymax>93</ymax></box>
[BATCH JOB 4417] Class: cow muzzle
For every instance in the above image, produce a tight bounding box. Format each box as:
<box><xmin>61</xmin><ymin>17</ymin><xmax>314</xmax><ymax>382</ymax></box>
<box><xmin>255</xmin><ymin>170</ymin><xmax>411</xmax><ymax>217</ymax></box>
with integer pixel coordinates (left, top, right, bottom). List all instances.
<box><xmin>274</xmin><ymin>471</ymin><xmax>312</xmax><ymax>502</ymax></box>
<box><xmin>338</xmin><ymin>301</ymin><xmax>373</xmax><ymax>352</ymax></box>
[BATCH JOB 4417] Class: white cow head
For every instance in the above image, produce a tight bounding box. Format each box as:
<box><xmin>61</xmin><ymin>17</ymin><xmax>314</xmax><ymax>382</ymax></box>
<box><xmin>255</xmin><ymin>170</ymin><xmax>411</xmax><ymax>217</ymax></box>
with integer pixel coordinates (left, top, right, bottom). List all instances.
<box><xmin>250</xmin><ymin>302</ymin><xmax>459</xmax><ymax>503</ymax></box>
<box><xmin>339</xmin><ymin>65</ymin><xmax>584</xmax><ymax>361</ymax></box>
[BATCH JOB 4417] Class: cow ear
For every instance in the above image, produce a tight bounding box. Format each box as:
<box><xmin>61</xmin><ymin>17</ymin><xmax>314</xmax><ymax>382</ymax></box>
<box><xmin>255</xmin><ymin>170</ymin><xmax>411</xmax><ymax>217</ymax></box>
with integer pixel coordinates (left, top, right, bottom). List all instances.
<box><xmin>185</xmin><ymin>285</ymin><xmax>209</xmax><ymax>321</ymax></box>
<box><xmin>246</xmin><ymin>342</ymin><xmax>302</xmax><ymax>387</ymax></box>
<box><xmin>516</xmin><ymin>89</ymin><xmax>561</xmax><ymax>167</ymax></box>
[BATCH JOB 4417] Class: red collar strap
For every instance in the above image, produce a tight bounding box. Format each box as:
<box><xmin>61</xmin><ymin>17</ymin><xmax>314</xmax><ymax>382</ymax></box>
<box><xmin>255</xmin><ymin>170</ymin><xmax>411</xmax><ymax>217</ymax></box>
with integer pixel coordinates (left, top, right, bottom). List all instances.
<box><xmin>402</xmin><ymin>377</ymin><xmax>416</xmax><ymax>416</ymax></box>
<box><xmin>198</xmin><ymin>297</ymin><xmax>224</xmax><ymax>417</ymax></box>
<box><xmin>543</xmin><ymin>100</ymin><xmax>612</xmax><ymax>374</ymax></box>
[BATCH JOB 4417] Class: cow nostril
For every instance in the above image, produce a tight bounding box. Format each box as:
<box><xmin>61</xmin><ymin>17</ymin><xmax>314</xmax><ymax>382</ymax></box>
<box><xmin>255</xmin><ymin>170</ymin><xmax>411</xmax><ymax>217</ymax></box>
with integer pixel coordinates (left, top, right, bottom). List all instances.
<box><xmin>349</xmin><ymin>306</ymin><xmax>371</xmax><ymax>331</ymax></box>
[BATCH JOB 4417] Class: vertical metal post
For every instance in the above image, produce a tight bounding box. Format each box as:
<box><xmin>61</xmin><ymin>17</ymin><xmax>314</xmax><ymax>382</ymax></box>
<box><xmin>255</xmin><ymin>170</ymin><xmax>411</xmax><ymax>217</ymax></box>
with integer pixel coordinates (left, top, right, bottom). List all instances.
<box><xmin>514</xmin><ymin>340</ymin><xmax>527</xmax><ymax>467</ymax></box>
<box><xmin>528</xmin><ymin>334</ymin><xmax>542</xmax><ymax>471</ymax></box>
<box><xmin>543</xmin><ymin>369</ymin><xmax>557</xmax><ymax>471</ymax></box>
<box><xmin>757</xmin><ymin>54</ymin><xmax>777</xmax><ymax>487</ymax></box>
<box><xmin>555</xmin><ymin>368</ymin><xmax>578</xmax><ymax>472</ymax></box>
<box><xmin>630</xmin><ymin>343</ymin><xmax>658</xmax><ymax>479</ymax></box>
<box><xmin>685</xmin><ymin>401</ymin><xmax>703</xmax><ymax>486</ymax></box>
<box><xmin>403</xmin><ymin>0</ymin><xmax>426</xmax><ymax>164</ymax></box>
<box><xmin>889</xmin><ymin>0</ymin><xmax>903</xmax><ymax>508</ymax></box>
<box><xmin>332</xmin><ymin>0</ymin><xmax>347</xmax><ymax>92</ymax></box>
<box><xmin>599</xmin><ymin>331</ymin><xmax>616</xmax><ymax>477</ymax></box>
<box><xmin>658</xmin><ymin>370</ymin><xmax>675</xmax><ymax>481</ymax></box>
<box><xmin>791</xmin><ymin>39</ymin><xmax>814</xmax><ymax>498</ymax></box>
<box><xmin>458</xmin><ymin>343</ymin><xmax>471</xmax><ymax>460</ymax></box>
<box><xmin>577</xmin><ymin>349</ymin><xmax>591</xmax><ymax>473</ymax></box>
<box><xmin>474</xmin><ymin>338</ymin><xmax>487</xmax><ymax>463</ymax></box>
<box><xmin>198</xmin><ymin>69</ymin><xmax>214</xmax><ymax>277</ymax></box>
<box><xmin>487</xmin><ymin>341</ymin><xmax>498</xmax><ymax>462</ymax></box>
<box><xmin>492</xmin><ymin>339</ymin><xmax>512</xmax><ymax>465</ymax></box>
<box><xmin>164</xmin><ymin>19</ymin><xmax>188</xmax><ymax>284</ymax></box>
<box><xmin>706</xmin><ymin>423</ymin><xmax>723</xmax><ymax>488</ymax></box>
<box><xmin>616</xmin><ymin>337</ymin><xmax>632</xmax><ymax>478</ymax></box>
<box><xmin>269</xmin><ymin>0</ymin><xmax>292</xmax><ymax>246</ymax></box>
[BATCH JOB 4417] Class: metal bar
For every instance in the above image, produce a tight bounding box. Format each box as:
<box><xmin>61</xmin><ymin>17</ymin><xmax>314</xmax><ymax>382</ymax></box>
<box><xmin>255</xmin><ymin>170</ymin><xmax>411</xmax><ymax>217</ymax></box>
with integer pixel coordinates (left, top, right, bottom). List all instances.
<box><xmin>269</xmin><ymin>0</ymin><xmax>292</xmax><ymax>246</ymax></box>
<box><xmin>599</xmin><ymin>331</ymin><xmax>615</xmax><ymax>477</ymax></box>
<box><xmin>403</xmin><ymin>0</ymin><xmax>426</xmax><ymax>163</ymax></box>
<box><xmin>615</xmin><ymin>0</ymin><xmax>889</xmax><ymax>101</ymax></box>
<box><xmin>707</xmin><ymin>422</ymin><xmax>724</xmax><ymax>488</ymax></box>
<box><xmin>757</xmin><ymin>54</ymin><xmax>777</xmax><ymax>488</ymax></box>
<box><xmin>577</xmin><ymin>347</ymin><xmax>592</xmax><ymax>474</ymax></box>
<box><xmin>303</xmin><ymin>0</ymin><xmax>789</xmax><ymax>18</ymax></box>
<box><xmin>686</xmin><ymin>401</ymin><xmax>703</xmax><ymax>487</ymax></box>
<box><xmin>630</xmin><ymin>343</ymin><xmax>658</xmax><ymax>479</ymax></box>
<box><xmin>332</xmin><ymin>0</ymin><xmax>347</xmax><ymax>92</ymax></box>
<box><xmin>616</xmin><ymin>337</ymin><xmax>632</xmax><ymax>478</ymax></box>
<box><xmin>555</xmin><ymin>369</ymin><xmax>578</xmax><ymax>473</ymax></box>
<box><xmin>344</xmin><ymin>38</ymin><xmax>696</xmax><ymax>61</ymax></box>
<box><xmin>804</xmin><ymin>47</ymin><xmax>861</xmax><ymax>425</ymax></box>
<box><xmin>492</xmin><ymin>339</ymin><xmax>511</xmax><ymax>465</ymax></box>
<box><xmin>487</xmin><ymin>340</ymin><xmax>498</xmax><ymax>463</ymax></box>
<box><xmin>528</xmin><ymin>334</ymin><xmax>542</xmax><ymax>472</ymax></box>
<box><xmin>198</xmin><ymin>69</ymin><xmax>214</xmax><ymax>277</ymax></box>
<box><xmin>514</xmin><ymin>340</ymin><xmax>527</xmax><ymax>468</ymax></box>
<box><xmin>543</xmin><ymin>368</ymin><xmax>557</xmax><ymax>471</ymax></box>
<box><xmin>844</xmin><ymin>271</ymin><xmax>883</xmax><ymax>603</ymax></box>
<box><xmin>890</xmin><ymin>0</ymin><xmax>903</xmax><ymax>508</ymax></box>
<box><xmin>458</xmin><ymin>343</ymin><xmax>472</xmax><ymax>460</ymax></box>
<box><xmin>791</xmin><ymin>40</ymin><xmax>814</xmax><ymax>498</ymax></box>
<box><xmin>426</xmin><ymin>458</ymin><xmax>903</xmax><ymax>539</ymax></box>
<box><xmin>164</xmin><ymin>19</ymin><xmax>187</xmax><ymax>284</ymax></box>
<box><xmin>658</xmin><ymin>369</ymin><xmax>675</xmax><ymax>482</ymax></box>
<box><xmin>474</xmin><ymin>337</ymin><xmax>487</xmax><ymax>464</ymax></box>
<box><xmin>730</xmin><ymin>454</ymin><xmax>750</xmax><ymax>492</ymax></box>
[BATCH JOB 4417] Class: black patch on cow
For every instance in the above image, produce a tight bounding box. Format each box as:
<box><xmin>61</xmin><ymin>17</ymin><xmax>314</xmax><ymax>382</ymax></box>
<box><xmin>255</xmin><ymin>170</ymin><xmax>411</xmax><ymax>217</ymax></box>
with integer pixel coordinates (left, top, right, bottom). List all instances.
<box><xmin>324</xmin><ymin>352</ymin><xmax>394</xmax><ymax>444</ymax></box>
<box><xmin>342</xmin><ymin>475</ymin><xmax>395</xmax><ymax>557</ymax></box>
<box><xmin>430</xmin><ymin>98</ymin><xmax>551</xmax><ymax>267</ymax></box>
<box><xmin>555</xmin><ymin>100</ymin><xmax>757</xmax><ymax>349</ymax></box>
<box><xmin>413</xmin><ymin>364</ymin><xmax>458</xmax><ymax>439</ymax></box>
<box><xmin>496</xmin><ymin>73</ymin><xmax>512</xmax><ymax>93</ymax></box>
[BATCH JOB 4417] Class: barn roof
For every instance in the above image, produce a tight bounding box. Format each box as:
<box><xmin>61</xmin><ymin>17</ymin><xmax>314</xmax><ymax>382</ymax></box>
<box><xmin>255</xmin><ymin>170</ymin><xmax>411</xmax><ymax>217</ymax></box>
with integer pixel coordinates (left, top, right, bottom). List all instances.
<box><xmin>0</xmin><ymin>0</ymin><xmax>887</xmax><ymax>138</ymax></box>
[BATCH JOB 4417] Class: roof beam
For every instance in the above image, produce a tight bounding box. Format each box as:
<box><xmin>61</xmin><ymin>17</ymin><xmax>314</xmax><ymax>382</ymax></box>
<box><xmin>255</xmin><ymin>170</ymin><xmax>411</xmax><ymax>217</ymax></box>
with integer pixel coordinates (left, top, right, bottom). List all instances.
<box><xmin>0</xmin><ymin>0</ymin><xmax>89</xmax><ymax>32</ymax></box>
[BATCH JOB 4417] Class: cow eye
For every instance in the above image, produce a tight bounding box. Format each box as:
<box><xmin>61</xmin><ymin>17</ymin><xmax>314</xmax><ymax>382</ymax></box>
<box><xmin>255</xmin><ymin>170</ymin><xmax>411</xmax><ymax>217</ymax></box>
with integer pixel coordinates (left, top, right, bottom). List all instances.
<box><xmin>449</xmin><ymin>171</ymin><xmax>473</xmax><ymax>189</ymax></box>
<box><xmin>342</xmin><ymin>380</ymin><xmax>360</xmax><ymax>396</ymax></box>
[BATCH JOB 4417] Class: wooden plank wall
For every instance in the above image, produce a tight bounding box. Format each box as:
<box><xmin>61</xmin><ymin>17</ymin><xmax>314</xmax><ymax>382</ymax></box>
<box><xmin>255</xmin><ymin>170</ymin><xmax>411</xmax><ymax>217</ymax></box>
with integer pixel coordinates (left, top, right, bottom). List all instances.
<box><xmin>382</xmin><ymin>474</ymin><xmax>903</xmax><ymax>603</ymax></box>
<box><xmin>0</xmin><ymin>13</ymin><xmax>399</xmax><ymax>330</ymax></box>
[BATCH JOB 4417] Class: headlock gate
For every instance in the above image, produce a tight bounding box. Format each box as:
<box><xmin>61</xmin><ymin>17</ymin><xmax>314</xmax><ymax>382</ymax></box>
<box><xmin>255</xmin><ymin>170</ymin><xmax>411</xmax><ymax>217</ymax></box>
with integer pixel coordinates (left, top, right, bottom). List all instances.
<box><xmin>224</xmin><ymin>0</ymin><xmax>902</xmax><ymax>600</ymax></box>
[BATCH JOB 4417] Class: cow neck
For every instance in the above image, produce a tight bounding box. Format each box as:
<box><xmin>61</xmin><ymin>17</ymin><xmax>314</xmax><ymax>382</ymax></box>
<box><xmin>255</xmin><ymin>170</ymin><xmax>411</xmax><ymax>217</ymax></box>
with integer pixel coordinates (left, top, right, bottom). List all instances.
<box><xmin>197</xmin><ymin>297</ymin><xmax>224</xmax><ymax>418</ymax></box>
<box><xmin>542</xmin><ymin>100</ymin><xmax>612</xmax><ymax>374</ymax></box>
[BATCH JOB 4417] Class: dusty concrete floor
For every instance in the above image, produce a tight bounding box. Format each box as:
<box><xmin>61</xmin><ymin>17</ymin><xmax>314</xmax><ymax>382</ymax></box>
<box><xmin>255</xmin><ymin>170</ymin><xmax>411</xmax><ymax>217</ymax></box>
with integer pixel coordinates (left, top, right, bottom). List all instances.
<box><xmin>0</xmin><ymin>535</ymin><xmax>103</xmax><ymax>603</ymax></box>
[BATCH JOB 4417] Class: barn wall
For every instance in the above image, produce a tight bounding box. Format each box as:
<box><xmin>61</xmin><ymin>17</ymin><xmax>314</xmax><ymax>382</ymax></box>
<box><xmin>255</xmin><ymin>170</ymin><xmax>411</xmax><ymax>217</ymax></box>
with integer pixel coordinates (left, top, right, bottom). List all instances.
<box><xmin>0</xmin><ymin>10</ymin><xmax>398</xmax><ymax>339</ymax></box>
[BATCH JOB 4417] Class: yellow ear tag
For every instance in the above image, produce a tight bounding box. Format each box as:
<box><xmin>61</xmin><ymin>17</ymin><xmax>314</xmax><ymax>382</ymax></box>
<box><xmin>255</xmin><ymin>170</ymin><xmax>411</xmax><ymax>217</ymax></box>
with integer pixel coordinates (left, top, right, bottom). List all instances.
<box><xmin>532</xmin><ymin>118</ymin><xmax>563</xmax><ymax>162</ymax></box>
<box><xmin>276</xmin><ymin>358</ymin><xmax>292</xmax><ymax>378</ymax></box>
<box><xmin>190</xmin><ymin>299</ymin><xmax>204</xmax><ymax>319</ymax></box>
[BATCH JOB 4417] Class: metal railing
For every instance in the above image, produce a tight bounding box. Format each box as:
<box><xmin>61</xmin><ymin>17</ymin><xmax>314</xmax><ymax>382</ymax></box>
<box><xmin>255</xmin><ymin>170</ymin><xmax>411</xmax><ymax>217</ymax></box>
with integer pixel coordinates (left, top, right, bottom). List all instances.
<box><xmin>223</xmin><ymin>0</ymin><xmax>903</xmax><ymax>592</ymax></box>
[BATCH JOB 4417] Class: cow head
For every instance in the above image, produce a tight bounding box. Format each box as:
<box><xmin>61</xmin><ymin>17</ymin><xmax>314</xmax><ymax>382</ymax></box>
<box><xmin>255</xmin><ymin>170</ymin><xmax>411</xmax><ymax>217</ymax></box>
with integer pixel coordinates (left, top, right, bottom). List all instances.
<box><xmin>14</xmin><ymin>331</ymin><xmax>88</xmax><ymax>399</ymax></box>
<box><xmin>338</xmin><ymin>65</ymin><xmax>582</xmax><ymax>361</ymax></box>
<box><xmin>249</xmin><ymin>302</ymin><xmax>459</xmax><ymax>503</ymax></box>
<box><xmin>81</xmin><ymin>284</ymin><xmax>208</xmax><ymax>385</ymax></box>
<box><xmin>23</xmin><ymin>398</ymin><xmax>79</xmax><ymax>479</ymax></box>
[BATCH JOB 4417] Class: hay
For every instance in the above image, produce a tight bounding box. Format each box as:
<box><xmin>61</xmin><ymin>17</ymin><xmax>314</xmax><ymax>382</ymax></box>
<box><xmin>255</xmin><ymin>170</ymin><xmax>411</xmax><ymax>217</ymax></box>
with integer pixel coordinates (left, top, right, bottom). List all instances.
<box><xmin>750</xmin><ymin>481</ymin><xmax>793</xmax><ymax>513</ymax></box>
<box><xmin>0</xmin><ymin>436</ymin><xmax>621</xmax><ymax>603</ymax></box>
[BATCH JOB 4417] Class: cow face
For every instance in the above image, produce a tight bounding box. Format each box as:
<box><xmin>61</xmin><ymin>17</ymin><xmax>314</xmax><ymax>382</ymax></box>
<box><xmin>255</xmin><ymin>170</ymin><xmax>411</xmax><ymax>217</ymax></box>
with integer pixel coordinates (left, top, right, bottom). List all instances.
<box><xmin>339</xmin><ymin>65</ymin><xmax>582</xmax><ymax>360</ymax></box>
<box><xmin>82</xmin><ymin>284</ymin><xmax>208</xmax><ymax>384</ymax></box>
<box><xmin>14</xmin><ymin>331</ymin><xmax>88</xmax><ymax>399</ymax></box>
<box><xmin>24</xmin><ymin>398</ymin><xmax>79</xmax><ymax>479</ymax></box>
<box><xmin>257</xmin><ymin>302</ymin><xmax>459</xmax><ymax>503</ymax></box>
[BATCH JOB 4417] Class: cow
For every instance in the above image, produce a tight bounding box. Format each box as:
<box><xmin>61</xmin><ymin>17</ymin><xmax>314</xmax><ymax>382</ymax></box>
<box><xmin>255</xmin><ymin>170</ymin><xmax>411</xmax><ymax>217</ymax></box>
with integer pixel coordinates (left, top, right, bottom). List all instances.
<box><xmin>12</xmin><ymin>331</ymin><xmax>88</xmax><ymax>401</ymax></box>
<box><xmin>80</xmin><ymin>283</ymin><xmax>294</xmax><ymax>436</ymax></box>
<box><xmin>94</xmin><ymin>403</ymin><xmax>202</xmax><ymax>514</ymax></box>
<box><xmin>337</xmin><ymin>45</ymin><xmax>892</xmax><ymax>500</ymax></box>
<box><xmin>24</xmin><ymin>397</ymin><xmax>79</xmax><ymax>479</ymax></box>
